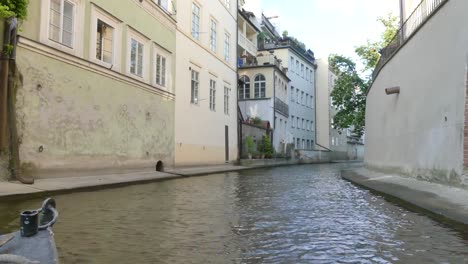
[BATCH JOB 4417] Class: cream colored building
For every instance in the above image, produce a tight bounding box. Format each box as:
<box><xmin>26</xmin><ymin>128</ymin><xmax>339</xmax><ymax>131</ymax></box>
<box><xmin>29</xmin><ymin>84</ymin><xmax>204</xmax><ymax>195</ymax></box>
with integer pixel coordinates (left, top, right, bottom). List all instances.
<box><xmin>315</xmin><ymin>59</ymin><xmax>333</xmax><ymax>150</ymax></box>
<box><xmin>174</xmin><ymin>0</ymin><xmax>238</xmax><ymax>166</ymax></box>
<box><xmin>0</xmin><ymin>0</ymin><xmax>177</xmax><ymax>181</ymax></box>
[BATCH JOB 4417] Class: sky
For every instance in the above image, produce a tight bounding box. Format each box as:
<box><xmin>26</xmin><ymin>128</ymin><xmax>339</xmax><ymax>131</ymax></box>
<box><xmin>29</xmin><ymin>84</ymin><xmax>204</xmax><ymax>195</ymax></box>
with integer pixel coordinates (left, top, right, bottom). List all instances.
<box><xmin>243</xmin><ymin>0</ymin><xmax>399</xmax><ymax>63</ymax></box>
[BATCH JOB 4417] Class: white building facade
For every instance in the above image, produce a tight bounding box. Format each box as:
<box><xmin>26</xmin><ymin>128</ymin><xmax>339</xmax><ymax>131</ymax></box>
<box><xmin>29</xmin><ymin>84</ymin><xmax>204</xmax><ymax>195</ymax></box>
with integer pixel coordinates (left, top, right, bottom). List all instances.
<box><xmin>174</xmin><ymin>0</ymin><xmax>238</xmax><ymax>166</ymax></box>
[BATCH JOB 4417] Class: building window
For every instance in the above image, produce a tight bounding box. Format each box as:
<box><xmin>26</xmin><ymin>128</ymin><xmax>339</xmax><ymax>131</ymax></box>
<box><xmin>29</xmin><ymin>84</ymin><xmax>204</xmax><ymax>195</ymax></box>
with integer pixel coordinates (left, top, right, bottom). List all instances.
<box><xmin>296</xmin><ymin>88</ymin><xmax>299</xmax><ymax>103</ymax></box>
<box><xmin>191</xmin><ymin>70</ymin><xmax>199</xmax><ymax>104</ymax></box>
<box><xmin>239</xmin><ymin>75</ymin><xmax>250</xmax><ymax>99</ymax></box>
<box><xmin>301</xmin><ymin>91</ymin><xmax>304</xmax><ymax>105</ymax></box>
<box><xmin>49</xmin><ymin>0</ymin><xmax>75</xmax><ymax>47</ymax></box>
<box><xmin>310</xmin><ymin>70</ymin><xmax>314</xmax><ymax>83</ymax></box>
<box><xmin>302</xmin><ymin>119</ymin><xmax>305</xmax><ymax>130</ymax></box>
<box><xmin>224</xmin><ymin>87</ymin><xmax>230</xmax><ymax>115</ymax></box>
<box><xmin>302</xmin><ymin>139</ymin><xmax>305</xmax><ymax>149</ymax></box>
<box><xmin>290</xmin><ymin>87</ymin><xmax>294</xmax><ymax>102</ymax></box>
<box><xmin>292</xmin><ymin>115</ymin><xmax>295</xmax><ymax>128</ymax></box>
<box><xmin>310</xmin><ymin>96</ymin><xmax>313</xmax><ymax>107</ymax></box>
<box><xmin>209</xmin><ymin>79</ymin><xmax>216</xmax><ymax>111</ymax></box>
<box><xmin>306</xmin><ymin>67</ymin><xmax>309</xmax><ymax>81</ymax></box>
<box><xmin>306</xmin><ymin>93</ymin><xmax>309</xmax><ymax>107</ymax></box>
<box><xmin>224</xmin><ymin>33</ymin><xmax>230</xmax><ymax>62</ymax></box>
<box><xmin>296</xmin><ymin>138</ymin><xmax>300</xmax><ymax>149</ymax></box>
<box><xmin>254</xmin><ymin>74</ymin><xmax>266</xmax><ymax>98</ymax></box>
<box><xmin>297</xmin><ymin>117</ymin><xmax>300</xmax><ymax>128</ymax></box>
<box><xmin>191</xmin><ymin>3</ymin><xmax>200</xmax><ymax>40</ymax></box>
<box><xmin>210</xmin><ymin>19</ymin><xmax>217</xmax><ymax>52</ymax></box>
<box><xmin>130</xmin><ymin>38</ymin><xmax>144</xmax><ymax>76</ymax></box>
<box><xmin>296</xmin><ymin>60</ymin><xmax>299</xmax><ymax>74</ymax></box>
<box><xmin>290</xmin><ymin>56</ymin><xmax>294</xmax><ymax>72</ymax></box>
<box><xmin>301</xmin><ymin>64</ymin><xmax>304</xmax><ymax>77</ymax></box>
<box><xmin>155</xmin><ymin>54</ymin><xmax>167</xmax><ymax>87</ymax></box>
<box><xmin>156</xmin><ymin>0</ymin><xmax>169</xmax><ymax>11</ymax></box>
<box><xmin>95</xmin><ymin>19</ymin><xmax>114</xmax><ymax>64</ymax></box>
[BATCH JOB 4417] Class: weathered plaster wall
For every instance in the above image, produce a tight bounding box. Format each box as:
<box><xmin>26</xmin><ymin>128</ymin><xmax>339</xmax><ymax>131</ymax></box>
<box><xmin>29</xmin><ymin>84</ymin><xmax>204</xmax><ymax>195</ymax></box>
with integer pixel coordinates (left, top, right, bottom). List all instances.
<box><xmin>365</xmin><ymin>0</ymin><xmax>468</xmax><ymax>185</ymax></box>
<box><xmin>15</xmin><ymin>47</ymin><xmax>175</xmax><ymax>175</ymax></box>
<box><xmin>0</xmin><ymin>154</ymin><xmax>8</xmax><ymax>181</ymax></box>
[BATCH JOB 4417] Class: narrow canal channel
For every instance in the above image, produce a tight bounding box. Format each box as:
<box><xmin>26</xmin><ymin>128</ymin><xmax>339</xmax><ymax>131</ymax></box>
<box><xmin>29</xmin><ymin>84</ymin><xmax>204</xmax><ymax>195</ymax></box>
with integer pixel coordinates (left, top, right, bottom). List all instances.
<box><xmin>1</xmin><ymin>164</ymin><xmax>468</xmax><ymax>263</ymax></box>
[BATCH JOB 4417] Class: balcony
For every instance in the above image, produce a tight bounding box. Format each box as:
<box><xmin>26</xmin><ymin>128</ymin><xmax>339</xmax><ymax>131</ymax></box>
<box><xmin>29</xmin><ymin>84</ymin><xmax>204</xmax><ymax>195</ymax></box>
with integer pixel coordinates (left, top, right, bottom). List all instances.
<box><xmin>239</xmin><ymin>53</ymin><xmax>289</xmax><ymax>77</ymax></box>
<box><xmin>275</xmin><ymin>97</ymin><xmax>289</xmax><ymax>117</ymax></box>
<box><xmin>373</xmin><ymin>0</ymin><xmax>448</xmax><ymax>80</ymax></box>
<box><xmin>238</xmin><ymin>32</ymin><xmax>258</xmax><ymax>57</ymax></box>
<box><xmin>259</xmin><ymin>38</ymin><xmax>315</xmax><ymax>64</ymax></box>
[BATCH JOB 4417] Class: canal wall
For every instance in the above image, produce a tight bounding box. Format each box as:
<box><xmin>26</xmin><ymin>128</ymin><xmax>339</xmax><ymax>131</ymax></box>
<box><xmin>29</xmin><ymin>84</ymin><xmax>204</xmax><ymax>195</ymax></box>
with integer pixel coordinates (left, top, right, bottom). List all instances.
<box><xmin>365</xmin><ymin>0</ymin><xmax>468</xmax><ymax>186</ymax></box>
<box><xmin>0</xmin><ymin>154</ymin><xmax>8</xmax><ymax>181</ymax></box>
<box><xmin>13</xmin><ymin>44</ymin><xmax>175</xmax><ymax>178</ymax></box>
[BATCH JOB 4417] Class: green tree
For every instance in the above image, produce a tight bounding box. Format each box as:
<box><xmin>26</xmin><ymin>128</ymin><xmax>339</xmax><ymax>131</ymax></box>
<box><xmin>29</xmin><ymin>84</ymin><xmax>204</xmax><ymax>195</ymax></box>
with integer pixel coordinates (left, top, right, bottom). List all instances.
<box><xmin>330</xmin><ymin>14</ymin><xmax>398</xmax><ymax>136</ymax></box>
<box><xmin>0</xmin><ymin>0</ymin><xmax>28</xmax><ymax>19</ymax></box>
<box><xmin>355</xmin><ymin>13</ymin><xmax>399</xmax><ymax>73</ymax></box>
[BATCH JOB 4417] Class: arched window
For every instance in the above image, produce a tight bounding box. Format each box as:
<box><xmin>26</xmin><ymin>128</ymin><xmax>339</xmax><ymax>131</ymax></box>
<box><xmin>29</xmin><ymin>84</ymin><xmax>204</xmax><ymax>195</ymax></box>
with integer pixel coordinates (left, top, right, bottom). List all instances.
<box><xmin>239</xmin><ymin>75</ymin><xmax>250</xmax><ymax>99</ymax></box>
<box><xmin>254</xmin><ymin>74</ymin><xmax>266</xmax><ymax>98</ymax></box>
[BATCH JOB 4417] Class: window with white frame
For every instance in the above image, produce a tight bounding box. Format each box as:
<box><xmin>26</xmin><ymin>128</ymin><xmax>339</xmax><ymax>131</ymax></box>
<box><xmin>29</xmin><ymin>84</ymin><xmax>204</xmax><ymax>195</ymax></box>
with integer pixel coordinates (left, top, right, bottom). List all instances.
<box><xmin>191</xmin><ymin>3</ymin><xmax>200</xmax><ymax>40</ymax></box>
<box><xmin>302</xmin><ymin>119</ymin><xmax>305</xmax><ymax>130</ymax></box>
<box><xmin>296</xmin><ymin>88</ymin><xmax>299</xmax><ymax>103</ymax></box>
<box><xmin>301</xmin><ymin>91</ymin><xmax>304</xmax><ymax>105</ymax></box>
<box><xmin>290</xmin><ymin>56</ymin><xmax>294</xmax><ymax>72</ymax></box>
<box><xmin>290</xmin><ymin>87</ymin><xmax>294</xmax><ymax>102</ymax></box>
<box><xmin>296</xmin><ymin>117</ymin><xmax>300</xmax><ymax>128</ymax></box>
<box><xmin>296</xmin><ymin>60</ymin><xmax>299</xmax><ymax>74</ymax></box>
<box><xmin>306</xmin><ymin>67</ymin><xmax>309</xmax><ymax>81</ymax></box>
<box><xmin>301</xmin><ymin>64</ymin><xmax>304</xmax><ymax>77</ymax></box>
<box><xmin>292</xmin><ymin>115</ymin><xmax>295</xmax><ymax>128</ymax></box>
<box><xmin>306</xmin><ymin>93</ymin><xmax>309</xmax><ymax>107</ymax></box>
<box><xmin>224</xmin><ymin>86</ymin><xmax>230</xmax><ymax>115</ymax></box>
<box><xmin>210</xmin><ymin>19</ymin><xmax>217</xmax><ymax>52</ymax></box>
<box><xmin>239</xmin><ymin>75</ymin><xmax>250</xmax><ymax>99</ymax></box>
<box><xmin>96</xmin><ymin>19</ymin><xmax>114</xmax><ymax>64</ymax></box>
<box><xmin>191</xmin><ymin>70</ymin><xmax>199</xmax><ymax>104</ymax></box>
<box><xmin>155</xmin><ymin>53</ymin><xmax>167</xmax><ymax>87</ymax></box>
<box><xmin>129</xmin><ymin>38</ymin><xmax>144</xmax><ymax>76</ymax></box>
<box><xmin>224</xmin><ymin>32</ymin><xmax>230</xmax><ymax>62</ymax></box>
<box><xmin>254</xmin><ymin>74</ymin><xmax>266</xmax><ymax>98</ymax></box>
<box><xmin>49</xmin><ymin>0</ymin><xmax>75</xmax><ymax>47</ymax></box>
<box><xmin>209</xmin><ymin>79</ymin><xmax>216</xmax><ymax>111</ymax></box>
<box><xmin>156</xmin><ymin>0</ymin><xmax>169</xmax><ymax>11</ymax></box>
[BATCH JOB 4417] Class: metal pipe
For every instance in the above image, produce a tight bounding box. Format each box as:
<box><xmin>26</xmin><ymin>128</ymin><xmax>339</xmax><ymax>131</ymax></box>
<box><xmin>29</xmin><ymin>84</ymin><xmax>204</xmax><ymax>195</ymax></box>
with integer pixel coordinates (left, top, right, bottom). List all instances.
<box><xmin>385</xmin><ymin>86</ymin><xmax>401</xmax><ymax>95</ymax></box>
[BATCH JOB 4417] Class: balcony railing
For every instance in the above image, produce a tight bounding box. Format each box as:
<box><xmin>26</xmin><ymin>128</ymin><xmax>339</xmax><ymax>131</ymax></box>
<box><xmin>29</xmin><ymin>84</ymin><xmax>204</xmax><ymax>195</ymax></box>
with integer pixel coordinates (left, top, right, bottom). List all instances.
<box><xmin>238</xmin><ymin>32</ymin><xmax>257</xmax><ymax>56</ymax></box>
<box><xmin>275</xmin><ymin>97</ymin><xmax>289</xmax><ymax>117</ymax></box>
<box><xmin>372</xmin><ymin>0</ymin><xmax>448</xmax><ymax>80</ymax></box>
<box><xmin>259</xmin><ymin>38</ymin><xmax>315</xmax><ymax>64</ymax></box>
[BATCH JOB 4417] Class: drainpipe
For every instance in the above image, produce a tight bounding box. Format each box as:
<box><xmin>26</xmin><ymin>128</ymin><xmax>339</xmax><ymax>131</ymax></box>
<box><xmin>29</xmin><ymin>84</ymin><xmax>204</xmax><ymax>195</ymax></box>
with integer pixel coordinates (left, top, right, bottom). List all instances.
<box><xmin>1</xmin><ymin>18</ymin><xmax>33</xmax><ymax>184</ymax></box>
<box><xmin>272</xmin><ymin>69</ymin><xmax>276</xmax><ymax>150</ymax></box>
<box><xmin>399</xmin><ymin>0</ymin><xmax>405</xmax><ymax>43</ymax></box>
<box><xmin>236</xmin><ymin>0</ymin><xmax>241</xmax><ymax>162</ymax></box>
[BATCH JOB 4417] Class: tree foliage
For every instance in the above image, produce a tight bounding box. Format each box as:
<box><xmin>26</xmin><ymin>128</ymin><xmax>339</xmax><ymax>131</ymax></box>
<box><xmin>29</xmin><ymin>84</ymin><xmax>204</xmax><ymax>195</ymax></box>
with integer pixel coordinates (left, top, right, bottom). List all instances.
<box><xmin>0</xmin><ymin>0</ymin><xmax>28</xmax><ymax>20</ymax></box>
<box><xmin>330</xmin><ymin>14</ymin><xmax>398</xmax><ymax>137</ymax></box>
<box><xmin>329</xmin><ymin>55</ymin><xmax>368</xmax><ymax>137</ymax></box>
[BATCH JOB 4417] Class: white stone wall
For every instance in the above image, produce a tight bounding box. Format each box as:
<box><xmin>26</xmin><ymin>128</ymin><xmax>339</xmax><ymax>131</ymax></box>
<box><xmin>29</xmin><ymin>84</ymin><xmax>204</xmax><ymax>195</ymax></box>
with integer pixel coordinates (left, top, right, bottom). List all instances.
<box><xmin>365</xmin><ymin>0</ymin><xmax>468</xmax><ymax>184</ymax></box>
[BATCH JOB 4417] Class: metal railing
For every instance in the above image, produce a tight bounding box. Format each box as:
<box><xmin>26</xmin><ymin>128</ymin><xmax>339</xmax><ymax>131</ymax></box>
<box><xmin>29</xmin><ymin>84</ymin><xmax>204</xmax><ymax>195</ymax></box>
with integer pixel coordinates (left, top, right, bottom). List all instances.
<box><xmin>275</xmin><ymin>97</ymin><xmax>289</xmax><ymax>117</ymax></box>
<box><xmin>259</xmin><ymin>38</ymin><xmax>315</xmax><ymax>64</ymax></box>
<box><xmin>373</xmin><ymin>0</ymin><xmax>448</xmax><ymax>80</ymax></box>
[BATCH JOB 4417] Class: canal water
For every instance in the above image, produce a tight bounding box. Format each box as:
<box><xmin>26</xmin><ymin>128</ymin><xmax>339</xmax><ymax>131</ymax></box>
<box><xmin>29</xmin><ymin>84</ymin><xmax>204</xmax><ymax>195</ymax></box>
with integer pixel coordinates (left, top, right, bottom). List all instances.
<box><xmin>1</xmin><ymin>164</ymin><xmax>468</xmax><ymax>263</ymax></box>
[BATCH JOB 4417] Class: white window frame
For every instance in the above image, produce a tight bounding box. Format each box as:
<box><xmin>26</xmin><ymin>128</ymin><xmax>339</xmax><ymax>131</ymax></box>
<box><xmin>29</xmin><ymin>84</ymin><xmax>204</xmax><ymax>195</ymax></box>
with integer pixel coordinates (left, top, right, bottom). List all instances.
<box><xmin>89</xmin><ymin>5</ymin><xmax>121</xmax><ymax>70</ymax></box>
<box><xmin>40</xmin><ymin>0</ymin><xmax>84</xmax><ymax>56</ymax></box>
<box><xmin>191</xmin><ymin>69</ymin><xmax>200</xmax><ymax>105</ymax></box>
<box><xmin>153</xmin><ymin>44</ymin><xmax>172</xmax><ymax>91</ymax></box>
<box><xmin>292</xmin><ymin>115</ymin><xmax>295</xmax><ymax>128</ymax></box>
<box><xmin>224</xmin><ymin>32</ymin><xmax>230</xmax><ymax>62</ymax></box>
<box><xmin>209</xmin><ymin>79</ymin><xmax>216</xmax><ymax>111</ymax></box>
<box><xmin>191</xmin><ymin>2</ymin><xmax>201</xmax><ymax>40</ymax></box>
<box><xmin>290</xmin><ymin>56</ymin><xmax>294</xmax><ymax>72</ymax></box>
<box><xmin>126</xmin><ymin>28</ymin><xmax>149</xmax><ymax>82</ymax></box>
<box><xmin>210</xmin><ymin>18</ymin><xmax>217</xmax><ymax>53</ymax></box>
<box><xmin>224</xmin><ymin>86</ymin><xmax>230</xmax><ymax>115</ymax></box>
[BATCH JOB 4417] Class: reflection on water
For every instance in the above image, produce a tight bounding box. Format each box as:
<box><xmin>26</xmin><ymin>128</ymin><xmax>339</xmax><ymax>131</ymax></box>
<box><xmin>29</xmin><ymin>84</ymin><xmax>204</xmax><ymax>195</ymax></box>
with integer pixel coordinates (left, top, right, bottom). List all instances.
<box><xmin>1</xmin><ymin>164</ymin><xmax>468</xmax><ymax>263</ymax></box>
